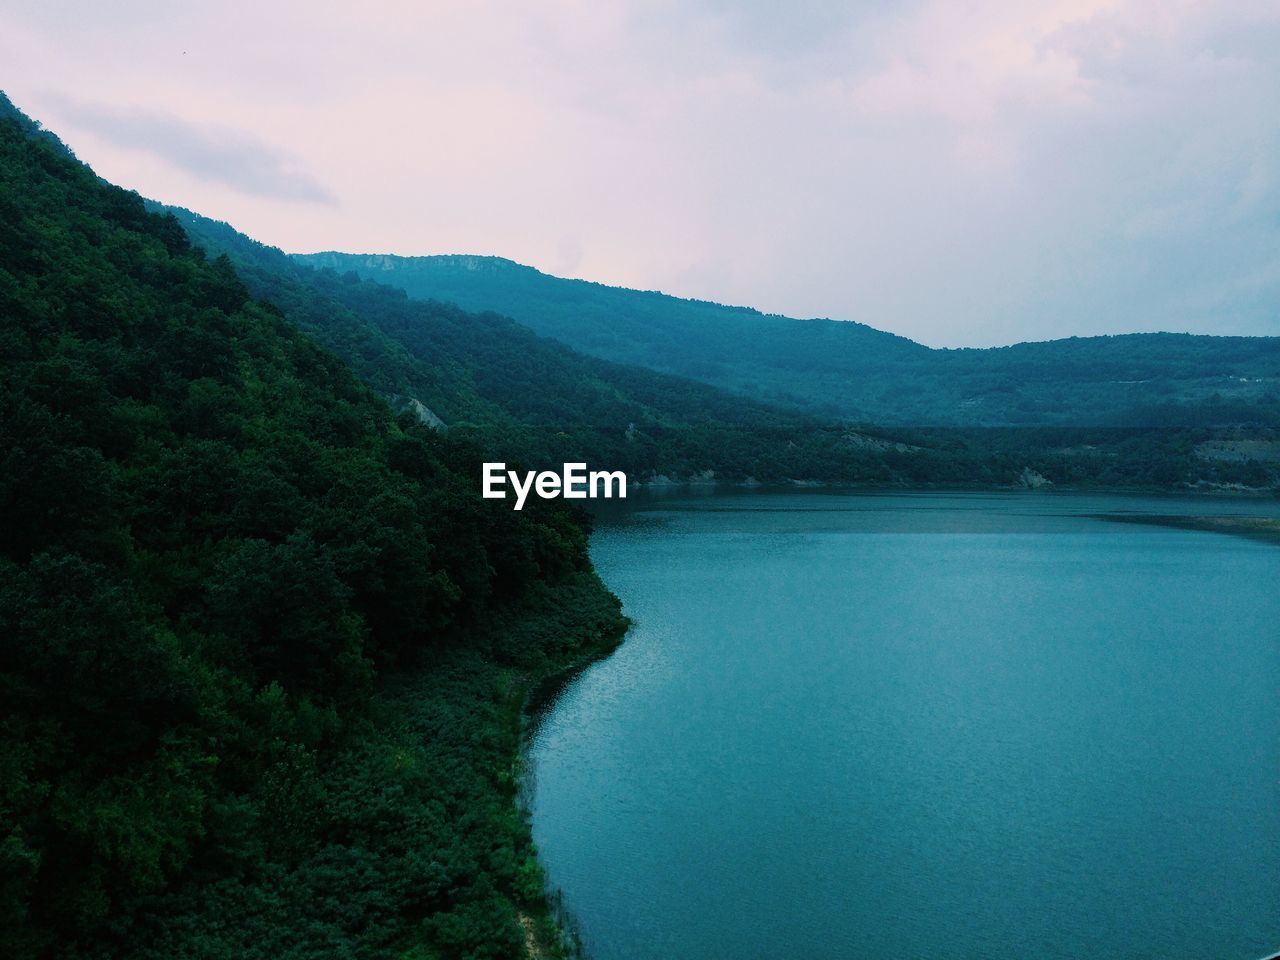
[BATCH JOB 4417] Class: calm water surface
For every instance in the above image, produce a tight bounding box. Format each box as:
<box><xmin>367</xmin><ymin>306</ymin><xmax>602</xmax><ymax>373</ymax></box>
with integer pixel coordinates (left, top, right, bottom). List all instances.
<box><xmin>528</xmin><ymin>491</ymin><xmax>1280</xmax><ymax>960</ymax></box>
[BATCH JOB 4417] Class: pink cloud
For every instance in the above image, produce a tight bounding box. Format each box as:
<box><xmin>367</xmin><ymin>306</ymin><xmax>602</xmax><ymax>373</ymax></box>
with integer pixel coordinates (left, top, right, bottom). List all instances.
<box><xmin>2</xmin><ymin>0</ymin><xmax>1276</xmax><ymax>346</ymax></box>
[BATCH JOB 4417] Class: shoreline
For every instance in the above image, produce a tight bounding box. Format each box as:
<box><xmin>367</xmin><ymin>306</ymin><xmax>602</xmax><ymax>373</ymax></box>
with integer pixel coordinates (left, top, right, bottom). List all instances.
<box><xmin>1093</xmin><ymin>513</ymin><xmax>1280</xmax><ymax>546</ymax></box>
<box><xmin>514</xmin><ymin>621</ymin><xmax>631</xmax><ymax>960</ymax></box>
<box><xmin>632</xmin><ymin>477</ymin><xmax>1280</xmax><ymax>498</ymax></box>
<box><xmin>365</xmin><ymin>571</ymin><xmax>629</xmax><ymax>960</ymax></box>
<box><xmin>503</xmin><ymin>581</ymin><xmax>630</xmax><ymax>959</ymax></box>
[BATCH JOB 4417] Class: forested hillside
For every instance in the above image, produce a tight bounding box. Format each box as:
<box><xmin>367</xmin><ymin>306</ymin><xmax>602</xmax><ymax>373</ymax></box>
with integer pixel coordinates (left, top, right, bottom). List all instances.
<box><xmin>163</xmin><ymin>208</ymin><xmax>925</xmax><ymax>485</ymax></box>
<box><xmin>0</xmin><ymin>93</ymin><xmax>625</xmax><ymax>959</ymax></box>
<box><xmin>152</xmin><ymin>215</ymin><xmax>1276</xmax><ymax>492</ymax></box>
<box><xmin>298</xmin><ymin>253</ymin><xmax>1280</xmax><ymax>429</ymax></box>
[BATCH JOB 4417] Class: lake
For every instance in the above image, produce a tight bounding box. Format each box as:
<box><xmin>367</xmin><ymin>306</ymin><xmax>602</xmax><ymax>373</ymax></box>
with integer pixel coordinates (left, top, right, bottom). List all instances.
<box><xmin>526</xmin><ymin>491</ymin><xmax>1280</xmax><ymax>960</ymax></box>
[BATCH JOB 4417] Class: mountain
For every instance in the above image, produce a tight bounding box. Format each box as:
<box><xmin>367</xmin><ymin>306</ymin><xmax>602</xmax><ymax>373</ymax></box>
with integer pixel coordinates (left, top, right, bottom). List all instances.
<box><xmin>160</xmin><ymin>209</ymin><xmax>947</xmax><ymax>486</ymax></box>
<box><xmin>165</xmin><ymin>217</ymin><xmax>1280</xmax><ymax>492</ymax></box>
<box><xmin>0</xmin><ymin>91</ymin><xmax>625</xmax><ymax>960</ymax></box>
<box><xmin>296</xmin><ymin>253</ymin><xmax>1280</xmax><ymax>429</ymax></box>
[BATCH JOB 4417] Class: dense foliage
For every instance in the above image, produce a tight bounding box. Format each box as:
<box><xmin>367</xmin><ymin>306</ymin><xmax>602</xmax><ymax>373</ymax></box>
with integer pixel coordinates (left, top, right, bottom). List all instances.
<box><xmin>166</xmin><ymin>215</ymin><xmax>1279</xmax><ymax>492</ymax></box>
<box><xmin>299</xmin><ymin>252</ymin><xmax>1280</xmax><ymax>429</ymax></box>
<box><xmin>162</xmin><ymin>209</ymin><xmax>924</xmax><ymax>484</ymax></box>
<box><xmin>0</xmin><ymin>96</ymin><xmax>625</xmax><ymax>959</ymax></box>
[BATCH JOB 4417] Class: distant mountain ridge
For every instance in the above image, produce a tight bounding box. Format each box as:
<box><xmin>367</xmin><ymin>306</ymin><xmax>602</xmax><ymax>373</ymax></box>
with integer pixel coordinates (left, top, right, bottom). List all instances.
<box><xmin>160</xmin><ymin>214</ymin><xmax>1278</xmax><ymax>494</ymax></box>
<box><xmin>296</xmin><ymin>251</ymin><xmax>1280</xmax><ymax>428</ymax></box>
<box><xmin>334</xmin><ymin>252</ymin><xmax>923</xmax><ymax>348</ymax></box>
<box><xmin>160</xmin><ymin>208</ymin><xmax>937</xmax><ymax>486</ymax></box>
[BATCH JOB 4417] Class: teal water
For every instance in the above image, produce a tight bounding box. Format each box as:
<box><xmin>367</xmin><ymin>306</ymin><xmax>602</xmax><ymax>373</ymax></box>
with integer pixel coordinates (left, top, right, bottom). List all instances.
<box><xmin>527</xmin><ymin>492</ymin><xmax>1280</xmax><ymax>960</ymax></box>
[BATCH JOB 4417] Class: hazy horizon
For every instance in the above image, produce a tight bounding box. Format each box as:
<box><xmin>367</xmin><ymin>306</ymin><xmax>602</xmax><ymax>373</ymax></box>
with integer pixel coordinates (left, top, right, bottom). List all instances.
<box><xmin>5</xmin><ymin>1</ymin><xmax>1279</xmax><ymax>348</ymax></box>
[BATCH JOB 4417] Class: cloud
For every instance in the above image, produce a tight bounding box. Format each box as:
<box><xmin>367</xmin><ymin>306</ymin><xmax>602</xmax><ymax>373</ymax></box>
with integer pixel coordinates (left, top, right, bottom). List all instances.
<box><xmin>2</xmin><ymin>1</ymin><xmax>1278</xmax><ymax>345</ymax></box>
<box><xmin>39</xmin><ymin>93</ymin><xmax>334</xmax><ymax>205</ymax></box>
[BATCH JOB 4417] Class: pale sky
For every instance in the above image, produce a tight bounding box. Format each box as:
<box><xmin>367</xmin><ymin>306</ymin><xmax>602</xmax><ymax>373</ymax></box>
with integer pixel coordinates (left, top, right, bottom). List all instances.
<box><xmin>3</xmin><ymin>0</ymin><xmax>1278</xmax><ymax>346</ymax></box>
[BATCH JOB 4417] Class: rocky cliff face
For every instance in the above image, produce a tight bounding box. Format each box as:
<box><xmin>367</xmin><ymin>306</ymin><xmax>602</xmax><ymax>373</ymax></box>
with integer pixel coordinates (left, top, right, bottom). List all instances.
<box><xmin>305</xmin><ymin>251</ymin><xmax>530</xmax><ymax>279</ymax></box>
<box><xmin>389</xmin><ymin>394</ymin><xmax>447</xmax><ymax>432</ymax></box>
<box><xmin>1018</xmin><ymin>467</ymin><xmax>1053</xmax><ymax>489</ymax></box>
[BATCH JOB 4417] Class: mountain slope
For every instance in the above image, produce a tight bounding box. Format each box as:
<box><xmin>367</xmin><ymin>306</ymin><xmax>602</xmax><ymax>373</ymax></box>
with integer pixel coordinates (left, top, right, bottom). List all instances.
<box><xmin>162</xmin><ymin>209</ymin><xmax>937</xmax><ymax>485</ymax></box>
<box><xmin>0</xmin><ymin>91</ymin><xmax>624</xmax><ymax>960</ymax></box>
<box><xmin>164</xmin><ymin>218</ymin><xmax>1279</xmax><ymax>492</ymax></box>
<box><xmin>296</xmin><ymin>252</ymin><xmax>1280</xmax><ymax>428</ymax></box>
